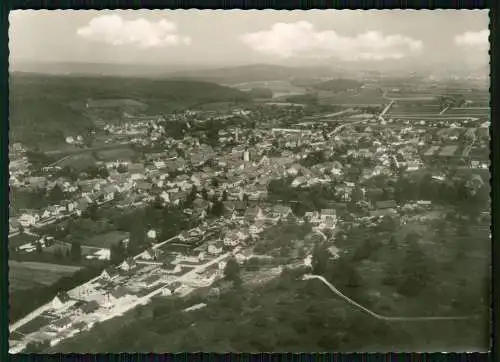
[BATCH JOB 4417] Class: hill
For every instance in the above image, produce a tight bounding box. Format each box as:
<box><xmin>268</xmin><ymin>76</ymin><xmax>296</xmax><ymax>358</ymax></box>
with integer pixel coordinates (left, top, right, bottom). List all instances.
<box><xmin>9</xmin><ymin>73</ymin><xmax>251</xmax><ymax>148</ymax></box>
<box><xmin>169</xmin><ymin>64</ymin><xmax>337</xmax><ymax>84</ymax></box>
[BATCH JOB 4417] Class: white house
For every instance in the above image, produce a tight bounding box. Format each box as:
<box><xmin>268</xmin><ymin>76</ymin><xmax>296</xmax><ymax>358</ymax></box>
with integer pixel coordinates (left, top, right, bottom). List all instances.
<box><xmin>147</xmin><ymin>229</ymin><xmax>157</xmax><ymax>240</ymax></box>
<box><xmin>19</xmin><ymin>213</ymin><xmax>39</xmax><ymax>227</ymax></box>
<box><xmin>208</xmin><ymin>244</ymin><xmax>223</xmax><ymax>255</ymax></box>
<box><xmin>100</xmin><ymin>268</ymin><xmax>119</xmax><ymax>281</ymax></box>
<box><xmin>119</xmin><ymin>258</ymin><xmax>137</xmax><ymax>272</ymax></box>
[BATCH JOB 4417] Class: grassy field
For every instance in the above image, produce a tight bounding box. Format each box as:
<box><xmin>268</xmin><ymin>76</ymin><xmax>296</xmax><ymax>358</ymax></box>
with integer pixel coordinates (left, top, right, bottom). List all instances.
<box><xmin>96</xmin><ymin>147</ymin><xmax>135</xmax><ymax>161</ymax></box>
<box><xmin>317</xmin><ymin>89</ymin><xmax>386</xmax><ymax>106</ymax></box>
<box><xmin>9</xmin><ymin>234</ymin><xmax>39</xmax><ymax>248</ymax></box>
<box><xmin>82</xmin><ymin>231</ymin><xmax>129</xmax><ymax>248</ymax></box>
<box><xmin>58</xmin><ymin>154</ymin><xmax>97</xmax><ymax>170</ymax></box>
<box><xmin>9</xmin><ymin>261</ymin><xmax>83</xmax><ymax>292</ymax></box>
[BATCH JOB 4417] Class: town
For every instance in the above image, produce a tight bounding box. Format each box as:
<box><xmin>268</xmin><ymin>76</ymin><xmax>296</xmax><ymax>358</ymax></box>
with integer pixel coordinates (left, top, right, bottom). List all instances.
<box><xmin>8</xmin><ymin>71</ymin><xmax>491</xmax><ymax>352</ymax></box>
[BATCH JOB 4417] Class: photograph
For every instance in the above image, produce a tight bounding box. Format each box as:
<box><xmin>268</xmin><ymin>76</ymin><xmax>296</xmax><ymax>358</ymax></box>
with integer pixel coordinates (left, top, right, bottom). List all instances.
<box><xmin>8</xmin><ymin>9</ymin><xmax>490</xmax><ymax>353</ymax></box>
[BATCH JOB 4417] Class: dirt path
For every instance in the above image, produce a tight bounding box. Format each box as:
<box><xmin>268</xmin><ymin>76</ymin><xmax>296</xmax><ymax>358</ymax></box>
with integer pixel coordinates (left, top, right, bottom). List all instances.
<box><xmin>303</xmin><ymin>274</ymin><xmax>478</xmax><ymax>322</ymax></box>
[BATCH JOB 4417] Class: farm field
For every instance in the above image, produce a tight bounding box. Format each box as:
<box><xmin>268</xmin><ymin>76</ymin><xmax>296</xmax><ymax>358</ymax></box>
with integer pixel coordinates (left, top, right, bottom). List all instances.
<box><xmin>96</xmin><ymin>147</ymin><xmax>135</xmax><ymax>161</ymax></box>
<box><xmin>317</xmin><ymin>89</ymin><xmax>386</xmax><ymax>106</ymax></box>
<box><xmin>443</xmin><ymin>108</ymin><xmax>490</xmax><ymax>117</ymax></box>
<box><xmin>58</xmin><ymin>154</ymin><xmax>97</xmax><ymax>170</ymax></box>
<box><xmin>9</xmin><ymin>234</ymin><xmax>39</xmax><ymax>248</ymax></box>
<box><xmin>80</xmin><ymin>231</ymin><xmax>129</xmax><ymax>248</ymax></box>
<box><xmin>9</xmin><ymin>260</ymin><xmax>83</xmax><ymax>292</ymax></box>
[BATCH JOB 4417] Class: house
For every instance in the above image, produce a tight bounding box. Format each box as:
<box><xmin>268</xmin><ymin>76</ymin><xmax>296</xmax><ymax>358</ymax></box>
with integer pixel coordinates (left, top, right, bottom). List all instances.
<box><xmin>147</xmin><ymin>229</ymin><xmax>157</xmax><ymax>240</ymax></box>
<box><xmin>139</xmin><ymin>247</ymin><xmax>162</xmax><ymax>261</ymax></box>
<box><xmin>18</xmin><ymin>213</ymin><xmax>39</xmax><ymax>227</ymax></box>
<box><xmin>374</xmin><ymin>200</ymin><xmax>397</xmax><ymax>210</ymax></box>
<box><xmin>370</xmin><ymin>200</ymin><xmax>398</xmax><ymax>217</ymax></box>
<box><xmin>249</xmin><ymin>223</ymin><xmax>264</xmax><ymax>236</ymax></box>
<box><xmin>223</xmin><ymin>232</ymin><xmax>239</xmax><ymax>247</ymax></box>
<box><xmin>119</xmin><ymin>257</ymin><xmax>137</xmax><ymax>272</ymax></box>
<box><xmin>234</xmin><ymin>201</ymin><xmax>247</xmax><ymax>216</ymax></box>
<box><xmin>86</xmin><ymin>248</ymin><xmax>111</xmax><ymax>261</ymax></box>
<box><xmin>135</xmin><ymin>181</ymin><xmax>153</xmax><ymax>193</ymax></box>
<box><xmin>207</xmin><ymin>243</ymin><xmax>223</xmax><ymax>255</ymax></box>
<box><xmin>319</xmin><ymin>216</ymin><xmax>337</xmax><ymax>230</ymax></box>
<box><xmin>320</xmin><ymin>209</ymin><xmax>336</xmax><ymax>220</ymax></box>
<box><xmin>62</xmin><ymin>200</ymin><xmax>78</xmax><ymax>213</ymax></box>
<box><xmin>51</xmin><ymin>292</ymin><xmax>71</xmax><ymax>310</ymax></box>
<box><xmin>100</xmin><ymin>268</ymin><xmax>120</xmax><ymax>281</ymax></box>
<box><xmin>244</xmin><ymin>205</ymin><xmax>264</xmax><ymax>222</ymax></box>
<box><xmin>270</xmin><ymin>205</ymin><xmax>293</xmax><ymax>219</ymax></box>
<box><xmin>291</xmin><ymin>176</ymin><xmax>308</xmax><ymax>188</ymax></box>
<box><xmin>160</xmin><ymin>287</ymin><xmax>173</xmax><ymax>296</ymax></box>
<box><xmin>102</xmin><ymin>185</ymin><xmax>119</xmax><ymax>202</ymax></box>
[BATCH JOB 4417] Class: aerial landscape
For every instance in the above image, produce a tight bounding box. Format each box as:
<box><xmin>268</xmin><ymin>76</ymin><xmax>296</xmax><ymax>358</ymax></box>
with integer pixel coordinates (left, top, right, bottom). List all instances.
<box><xmin>8</xmin><ymin>10</ymin><xmax>490</xmax><ymax>352</ymax></box>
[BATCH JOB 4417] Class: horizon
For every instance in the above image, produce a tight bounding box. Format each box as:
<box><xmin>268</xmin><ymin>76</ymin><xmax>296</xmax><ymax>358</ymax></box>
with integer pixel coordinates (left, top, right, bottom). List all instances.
<box><xmin>9</xmin><ymin>10</ymin><xmax>489</xmax><ymax>77</ymax></box>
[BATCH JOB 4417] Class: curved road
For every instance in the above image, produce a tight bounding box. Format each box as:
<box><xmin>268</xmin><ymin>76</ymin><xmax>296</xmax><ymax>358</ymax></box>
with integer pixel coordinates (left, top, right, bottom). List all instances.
<box><xmin>302</xmin><ymin>274</ymin><xmax>478</xmax><ymax>322</ymax></box>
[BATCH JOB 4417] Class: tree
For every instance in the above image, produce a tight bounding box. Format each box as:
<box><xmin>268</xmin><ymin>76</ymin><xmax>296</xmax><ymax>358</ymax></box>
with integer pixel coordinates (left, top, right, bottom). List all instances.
<box><xmin>201</xmin><ymin>188</ymin><xmax>209</xmax><ymax>201</ymax></box>
<box><xmin>110</xmin><ymin>242</ymin><xmax>126</xmax><ymax>264</ymax></box>
<box><xmin>186</xmin><ymin>185</ymin><xmax>198</xmax><ymax>206</ymax></box>
<box><xmin>87</xmin><ymin>203</ymin><xmax>99</xmax><ymax>221</ymax></box>
<box><xmin>47</xmin><ymin>184</ymin><xmax>65</xmax><ymax>202</ymax></box>
<box><xmin>70</xmin><ymin>242</ymin><xmax>82</xmax><ymax>261</ymax></box>
<box><xmin>153</xmin><ymin>196</ymin><xmax>164</xmax><ymax>209</ymax></box>
<box><xmin>224</xmin><ymin>257</ymin><xmax>242</xmax><ymax>287</ymax></box>
<box><xmin>396</xmin><ymin>243</ymin><xmax>433</xmax><ymax>296</ymax></box>
<box><xmin>210</xmin><ymin>200</ymin><xmax>225</xmax><ymax>217</ymax></box>
<box><xmin>311</xmin><ymin>242</ymin><xmax>330</xmax><ymax>275</ymax></box>
<box><xmin>129</xmin><ymin>219</ymin><xmax>147</xmax><ymax>251</ymax></box>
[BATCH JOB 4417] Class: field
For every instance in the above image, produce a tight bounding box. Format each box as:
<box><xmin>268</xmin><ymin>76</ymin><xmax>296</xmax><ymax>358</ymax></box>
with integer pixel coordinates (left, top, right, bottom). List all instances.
<box><xmin>231</xmin><ymin>80</ymin><xmax>308</xmax><ymax>99</ymax></box>
<box><xmin>9</xmin><ymin>234</ymin><xmax>39</xmax><ymax>248</ymax></box>
<box><xmin>317</xmin><ymin>89</ymin><xmax>386</xmax><ymax>106</ymax></box>
<box><xmin>58</xmin><ymin>154</ymin><xmax>97</xmax><ymax>170</ymax></box>
<box><xmin>9</xmin><ymin>261</ymin><xmax>82</xmax><ymax>292</ymax></box>
<box><xmin>96</xmin><ymin>147</ymin><xmax>135</xmax><ymax>162</ymax></box>
<box><xmin>81</xmin><ymin>231</ymin><xmax>129</xmax><ymax>248</ymax></box>
<box><xmin>443</xmin><ymin>108</ymin><xmax>490</xmax><ymax>117</ymax></box>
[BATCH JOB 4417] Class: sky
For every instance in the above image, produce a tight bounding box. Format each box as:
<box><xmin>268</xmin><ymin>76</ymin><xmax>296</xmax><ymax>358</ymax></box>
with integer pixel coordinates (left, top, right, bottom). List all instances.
<box><xmin>9</xmin><ymin>10</ymin><xmax>489</xmax><ymax>69</ymax></box>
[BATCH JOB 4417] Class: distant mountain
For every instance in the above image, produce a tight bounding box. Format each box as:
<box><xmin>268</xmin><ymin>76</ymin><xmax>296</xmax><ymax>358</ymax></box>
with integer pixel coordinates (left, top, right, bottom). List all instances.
<box><xmin>168</xmin><ymin>64</ymin><xmax>338</xmax><ymax>84</ymax></box>
<box><xmin>9</xmin><ymin>72</ymin><xmax>250</xmax><ymax>149</ymax></box>
<box><xmin>9</xmin><ymin>61</ymin><xmax>213</xmax><ymax>78</ymax></box>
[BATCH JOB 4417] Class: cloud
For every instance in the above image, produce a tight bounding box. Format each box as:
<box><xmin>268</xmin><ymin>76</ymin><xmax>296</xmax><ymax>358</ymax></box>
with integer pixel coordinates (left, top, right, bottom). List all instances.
<box><xmin>240</xmin><ymin>21</ymin><xmax>423</xmax><ymax>61</ymax></box>
<box><xmin>77</xmin><ymin>15</ymin><xmax>191</xmax><ymax>48</ymax></box>
<box><xmin>454</xmin><ymin>30</ymin><xmax>489</xmax><ymax>48</ymax></box>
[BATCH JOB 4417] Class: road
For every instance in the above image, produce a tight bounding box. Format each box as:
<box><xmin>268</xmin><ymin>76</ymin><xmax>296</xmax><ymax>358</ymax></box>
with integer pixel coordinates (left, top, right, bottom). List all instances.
<box><xmin>302</xmin><ymin>274</ymin><xmax>478</xmax><ymax>322</ymax></box>
<box><xmin>327</xmin><ymin>119</ymin><xmax>367</xmax><ymax>138</ymax></box>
